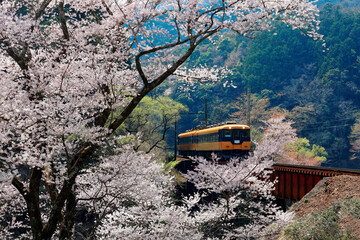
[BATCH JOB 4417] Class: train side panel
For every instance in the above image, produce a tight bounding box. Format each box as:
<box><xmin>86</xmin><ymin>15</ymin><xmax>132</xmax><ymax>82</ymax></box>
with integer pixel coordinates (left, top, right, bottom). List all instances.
<box><xmin>197</xmin><ymin>142</ymin><xmax>221</xmax><ymax>151</ymax></box>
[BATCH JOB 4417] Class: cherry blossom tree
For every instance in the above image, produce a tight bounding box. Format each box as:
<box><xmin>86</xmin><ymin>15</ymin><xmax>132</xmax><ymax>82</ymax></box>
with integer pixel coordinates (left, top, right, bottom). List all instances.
<box><xmin>0</xmin><ymin>0</ymin><xmax>321</xmax><ymax>239</ymax></box>
<box><xmin>76</xmin><ymin>142</ymin><xmax>202</xmax><ymax>239</ymax></box>
<box><xmin>182</xmin><ymin>116</ymin><xmax>296</xmax><ymax>239</ymax></box>
<box><xmin>94</xmin><ymin>116</ymin><xmax>296</xmax><ymax>239</ymax></box>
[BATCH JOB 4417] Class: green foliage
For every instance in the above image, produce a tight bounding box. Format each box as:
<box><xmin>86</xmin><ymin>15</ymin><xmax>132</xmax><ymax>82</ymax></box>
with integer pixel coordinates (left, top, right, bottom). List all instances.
<box><xmin>116</xmin><ymin>96</ymin><xmax>187</xmax><ymax>156</ymax></box>
<box><xmin>122</xmin><ymin>96</ymin><xmax>188</xmax><ymax>131</ymax></box>
<box><xmin>283</xmin><ymin>204</ymin><xmax>353</xmax><ymax>240</ymax></box>
<box><xmin>287</xmin><ymin>138</ymin><xmax>328</xmax><ymax>163</ymax></box>
<box><xmin>132</xmin><ymin>96</ymin><xmax>188</xmax><ymax>121</ymax></box>
<box><xmin>163</xmin><ymin>159</ymin><xmax>182</xmax><ymax>172</ymax></box>
<box><xmin>318</xmin><ymin>4</ymin><xmax>360</xmax><ymax>81</ymax></box>
<box><xmin>249</xmin><ymin>127</ymin><xmax>263</xmax><ymax>149</ymax></box>
<box><xmin>342</xmin><ymin>198</ymin><xmax>360</xmax><ymax>219</ymax></box>
<box><xmin>242</xmin><ymin>23</ymin><xmax>320</xmax><ymax>92</ymax></box>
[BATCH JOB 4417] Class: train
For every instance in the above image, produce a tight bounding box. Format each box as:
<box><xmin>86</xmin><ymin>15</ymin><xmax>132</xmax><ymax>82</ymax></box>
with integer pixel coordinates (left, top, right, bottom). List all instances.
<box><xmin>177</xmin><ymin>122</ymin><xmax>251</xmax><ymax>159</ymax></box>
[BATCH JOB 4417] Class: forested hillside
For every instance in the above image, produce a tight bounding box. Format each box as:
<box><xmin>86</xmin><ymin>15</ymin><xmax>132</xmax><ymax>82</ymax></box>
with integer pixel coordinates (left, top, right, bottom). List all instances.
<box><xmin>167</xmin><ymin>2</ymin><xmax>360</xmax><ymax>169</ymax></box>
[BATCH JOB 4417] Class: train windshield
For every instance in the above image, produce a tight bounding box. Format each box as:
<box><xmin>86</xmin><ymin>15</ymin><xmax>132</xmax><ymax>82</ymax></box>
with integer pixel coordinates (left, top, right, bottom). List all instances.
<box><xmin>232</xmin><ymin>129</ymin><xmax>250</xmax><ymax>143</ymax></box>
<box><xmin>242</xmin><ymin>129</ymin><xmax>250</xmax><ymax>138</ymax></box>
<box><xmin>223</xmin><ymin>129</ymin><xmax>231</xmax><ymax>138</ymax></box>
<box><xmin>233</xmin><ymin>130</ymin><xmax>241</xmax><ymax>140</ymax></box>
<box><xmin>222</xmin><ymin>129</ymin><xmax>250</xmax><ymax>143</ymax></box>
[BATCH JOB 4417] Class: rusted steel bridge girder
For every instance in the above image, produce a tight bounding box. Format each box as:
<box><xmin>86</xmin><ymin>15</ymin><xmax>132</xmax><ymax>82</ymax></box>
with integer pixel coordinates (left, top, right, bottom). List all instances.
<box><xmin>270</xmin><ymin>163</ymin><xmax>360</xmax><ymax>201</ymax></box>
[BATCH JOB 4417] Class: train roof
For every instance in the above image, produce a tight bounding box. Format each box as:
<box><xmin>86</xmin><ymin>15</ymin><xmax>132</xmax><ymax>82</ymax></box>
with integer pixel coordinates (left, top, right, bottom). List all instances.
<box><xmin>178</xmin><ymin>122</ymin><xmax>250</xmax><ymax>137</ymax></box>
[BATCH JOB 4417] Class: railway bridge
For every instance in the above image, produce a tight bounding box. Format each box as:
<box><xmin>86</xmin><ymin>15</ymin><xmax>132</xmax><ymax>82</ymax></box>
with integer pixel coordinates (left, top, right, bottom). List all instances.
<box><xmin>270</xmin><ymin>163</ymin><xmax>360</xmax><ymax>201</ymax></box>
<box><xmin>175</xmin><ymin>157</ymin><xmax>360</xmax><ymax>202</ymax></box>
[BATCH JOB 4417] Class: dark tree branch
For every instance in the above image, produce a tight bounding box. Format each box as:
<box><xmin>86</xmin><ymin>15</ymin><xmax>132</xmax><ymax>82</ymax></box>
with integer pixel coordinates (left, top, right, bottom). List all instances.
<box><xmin>102</xmin><ymin>0</ymin><xmax>113</xmax><ymax>16</ymax></box>
<box><xmin>146</xmin><ymin>120</ymin><xmax>170</xmax><ymax>154</ymax></box>
<box><xmin>11</xmin><ymin>177</ymin><xmax>29</xmax><ymax>200</ymax></box>
<box><xmin>27</xmin><ymin>167</ymin><xmax>43</xmax><ymax>240</ymax></box>
<box><xmin>135</xmin><ymin>54</ymin><xmax>149</xmax><ymax>86</ymax></box>
<box><xmin>59</xmin><ymin>1</ymin><xmax>70</xmax><ymax>41</ymax></box>
<box><xmin>91</xmin><ymin>10</ymin><xmax>102</xmax><ymax>25</ymax></box>
<box><xmin>13</xmin><ymin>169</ymin><xmax>44</xmax><ymax>240</ymax></box>
<box><xmin>44</xmin><ymin>163</ymin><xmax>58</xmax><ymax>205</ymax></box>
<box><xmin>174</xmin><ymin>18</ymin><xmax>181</xmax><ymax>42</ymax></box>
<box><xmin>42</xmin><ymin>104</ymin><xmax>112</xmax><ymax>238</ymax></box>
<box><xmin>109</xmin><ymin>39</ymin><xmax>198</xmax><ymax>134</ymax></box>
<box><xmin>0</xmin><ymin>38</ymin><xmax>30</xmax><ymax>70</ymax></box>
<box><xmin>59</xmin><ymin>188</ymin><xmax>76</xmax><ymax>240</ymax></box>
<box><xmin>42</xmin><ymin>177</ymin><xmax>75</xmax><ymax>239</ymax></box>
<box><xmin>34</xmin><ymin>0</ymin><xmax>52</xmax><ymax>20</ymax></box>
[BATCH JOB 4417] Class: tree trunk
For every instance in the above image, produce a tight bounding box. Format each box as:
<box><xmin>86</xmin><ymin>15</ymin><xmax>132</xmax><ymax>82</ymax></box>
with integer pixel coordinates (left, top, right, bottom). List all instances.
<box><xmin>59</xmin><ymin>188</ymin><xmax>76</xmax><ymax>240</ymax></box>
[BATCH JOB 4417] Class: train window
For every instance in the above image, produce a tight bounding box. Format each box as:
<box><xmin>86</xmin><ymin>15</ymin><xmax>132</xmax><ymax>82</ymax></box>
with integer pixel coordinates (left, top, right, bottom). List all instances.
<box><xmin>242</xmin><ymin>129</ymin><xmax>250</xmax><ymax>138</ymax></box>
<box><xmin>233</xmin><ymin>130</ymin><xmax>240</xmax><ymax>140</ymax></box>
<box><xmin>179</xmin><ymin>136</ymin><xmax>193</xmax><ymax>144</ymax></box>
<box><xmin>209</xmin><ymin>133</ymin><xmax>215</xmax><ymax>142</ymax></box>
<box><xmin>212</xmin><ymin>133</ymin><xmax>217</xmax><ymax>142</ymax></box>
<box><xmin>197</xmin><ymin>133</ymin><xmax>218</xmax><ymax>143</ymax></box>
<box><xmin>223</xmin><ymin>129</ymin><xmax>231</xmax><ymax>138</ymax></box>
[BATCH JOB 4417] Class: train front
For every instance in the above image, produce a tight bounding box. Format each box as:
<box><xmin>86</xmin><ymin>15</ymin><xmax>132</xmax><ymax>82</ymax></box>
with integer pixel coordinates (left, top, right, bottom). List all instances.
<box><xmin>218</xmin><ymin>124</ymin><xmax>250</xmax><ymax>158</ymax></box>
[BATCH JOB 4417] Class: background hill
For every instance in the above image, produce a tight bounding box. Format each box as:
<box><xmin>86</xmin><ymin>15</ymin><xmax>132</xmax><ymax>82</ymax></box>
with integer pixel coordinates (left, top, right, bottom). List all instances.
<box><xmin>160</xmin><ymin>1</ymin><xmax>360</xmax><ymax>169</ymax></box>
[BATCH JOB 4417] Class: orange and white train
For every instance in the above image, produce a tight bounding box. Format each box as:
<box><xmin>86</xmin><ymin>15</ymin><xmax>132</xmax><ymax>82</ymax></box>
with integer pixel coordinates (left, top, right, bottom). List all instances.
<box><xmin>178</xmin><ymin>122</ymin><xmax>251</xmax><ymax>159</ymax></box>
